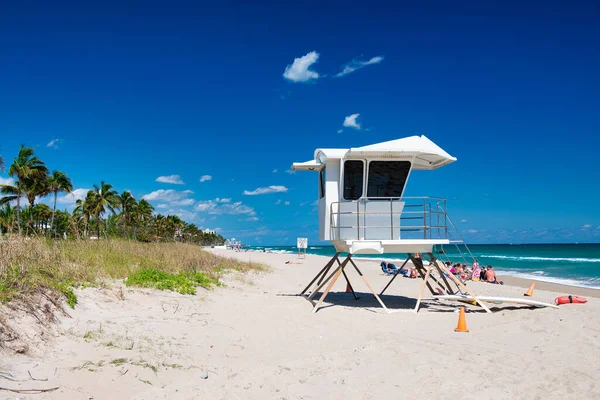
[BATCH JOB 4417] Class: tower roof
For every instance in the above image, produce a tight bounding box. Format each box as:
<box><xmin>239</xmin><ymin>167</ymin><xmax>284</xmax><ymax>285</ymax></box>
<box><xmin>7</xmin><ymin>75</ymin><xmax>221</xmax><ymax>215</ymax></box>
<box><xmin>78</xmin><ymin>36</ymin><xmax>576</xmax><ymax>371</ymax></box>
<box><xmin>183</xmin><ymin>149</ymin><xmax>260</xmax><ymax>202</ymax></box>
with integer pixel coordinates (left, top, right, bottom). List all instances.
<box><xmin>292</xmin><ymin>135</ymin><xmax>456</xmax><ymax>171</ymax></box>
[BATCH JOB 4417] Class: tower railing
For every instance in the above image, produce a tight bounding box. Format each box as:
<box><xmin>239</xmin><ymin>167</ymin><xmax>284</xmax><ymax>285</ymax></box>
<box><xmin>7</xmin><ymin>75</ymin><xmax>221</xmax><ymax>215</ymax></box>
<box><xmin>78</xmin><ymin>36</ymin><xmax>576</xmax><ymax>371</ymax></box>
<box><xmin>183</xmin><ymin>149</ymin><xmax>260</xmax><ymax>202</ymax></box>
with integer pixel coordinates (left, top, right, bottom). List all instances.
<box><xmin>329</xmin><ymin>197</ymin><xmax>448</xmax><ymax>241</ymax></box>
<box><xmin>329</xmin><ymin>197</ymin><xmax>476</xmax><ymax>266</ymax></box>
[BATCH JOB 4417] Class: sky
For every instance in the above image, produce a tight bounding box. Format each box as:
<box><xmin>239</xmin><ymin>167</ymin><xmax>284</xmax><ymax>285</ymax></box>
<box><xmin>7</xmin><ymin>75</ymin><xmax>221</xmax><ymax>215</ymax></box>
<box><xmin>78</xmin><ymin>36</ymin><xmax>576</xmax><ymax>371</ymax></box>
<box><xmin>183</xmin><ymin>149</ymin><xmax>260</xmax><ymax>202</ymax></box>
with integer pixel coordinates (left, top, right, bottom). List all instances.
<box><xmin>1</xmin><ymin>1</ymin><xmax>599</xmax><ymax>245</ymax></box>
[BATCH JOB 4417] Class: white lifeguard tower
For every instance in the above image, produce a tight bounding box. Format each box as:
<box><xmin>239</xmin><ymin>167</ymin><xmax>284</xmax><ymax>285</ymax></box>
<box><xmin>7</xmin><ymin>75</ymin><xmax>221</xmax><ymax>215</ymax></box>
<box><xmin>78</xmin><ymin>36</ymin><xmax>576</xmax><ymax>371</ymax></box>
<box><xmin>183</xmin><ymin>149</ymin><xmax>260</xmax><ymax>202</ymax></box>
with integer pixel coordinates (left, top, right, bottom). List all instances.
<box><xmin>292</xmin><ymin>135</ymin><xmax>558</xmax><ymax>313</ymax></box>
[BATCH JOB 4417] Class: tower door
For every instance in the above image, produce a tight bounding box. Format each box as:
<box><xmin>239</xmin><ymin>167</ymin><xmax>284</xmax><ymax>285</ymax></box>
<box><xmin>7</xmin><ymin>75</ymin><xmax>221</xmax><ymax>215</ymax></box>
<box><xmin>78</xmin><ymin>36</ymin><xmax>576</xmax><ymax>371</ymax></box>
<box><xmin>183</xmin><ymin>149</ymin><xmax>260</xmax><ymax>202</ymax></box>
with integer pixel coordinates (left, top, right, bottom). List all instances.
<box><xmin>338</xmin><ymin>160</ymin><xmax>365</xmax><ymax>240</ymax></box>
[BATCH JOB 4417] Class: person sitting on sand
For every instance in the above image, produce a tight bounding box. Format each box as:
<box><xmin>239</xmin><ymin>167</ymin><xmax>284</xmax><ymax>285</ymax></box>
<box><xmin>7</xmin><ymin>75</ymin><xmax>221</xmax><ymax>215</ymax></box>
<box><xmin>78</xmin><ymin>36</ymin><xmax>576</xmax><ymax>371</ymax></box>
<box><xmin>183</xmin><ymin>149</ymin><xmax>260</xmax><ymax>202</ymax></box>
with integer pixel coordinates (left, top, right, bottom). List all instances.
<box><xmin>471</xmin><ymin>263</ymin><xmax>481</xmax><ymax>281</ymax></box>
<box><xmin>485</xmin><ymin>265</ymin><xmax>497</xmax><ymax>283</ymax></box>
<box><xmin>480</xmin><ymin>266</ymin><xmax>487</xmax><ymax>281</ymax></box>
<box><xmin>455</xmin><ymin>264</ymin><xmax>464</xmax><ymax>275</ymax></box>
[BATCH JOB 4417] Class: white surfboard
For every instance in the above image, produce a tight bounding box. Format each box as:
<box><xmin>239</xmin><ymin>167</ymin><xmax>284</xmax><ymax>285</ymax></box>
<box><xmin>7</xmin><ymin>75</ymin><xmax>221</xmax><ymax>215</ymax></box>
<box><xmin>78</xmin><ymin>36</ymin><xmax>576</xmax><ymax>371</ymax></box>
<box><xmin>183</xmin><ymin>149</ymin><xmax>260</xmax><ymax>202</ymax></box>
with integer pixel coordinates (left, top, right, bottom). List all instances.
<box><xmin>432</xmin><ymin>294</ymin><xmax>559</xmax><ymax>309</ymax></box>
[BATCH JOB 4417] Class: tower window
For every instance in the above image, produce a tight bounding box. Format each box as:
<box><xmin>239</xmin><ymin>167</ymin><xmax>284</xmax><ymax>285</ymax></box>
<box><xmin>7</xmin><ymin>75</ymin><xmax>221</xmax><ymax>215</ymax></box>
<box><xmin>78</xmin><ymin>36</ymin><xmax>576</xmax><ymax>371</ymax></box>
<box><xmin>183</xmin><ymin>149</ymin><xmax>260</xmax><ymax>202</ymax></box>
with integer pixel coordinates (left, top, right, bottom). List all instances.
<box><xmin>367</xmin><ymin>161</ymin><xmax>411</xmax><ymax>198</ymax></box>
<box><xmin>343</xmin><ymin>160</ymin><xmax>364</xmax><ymax>200</ymax></box>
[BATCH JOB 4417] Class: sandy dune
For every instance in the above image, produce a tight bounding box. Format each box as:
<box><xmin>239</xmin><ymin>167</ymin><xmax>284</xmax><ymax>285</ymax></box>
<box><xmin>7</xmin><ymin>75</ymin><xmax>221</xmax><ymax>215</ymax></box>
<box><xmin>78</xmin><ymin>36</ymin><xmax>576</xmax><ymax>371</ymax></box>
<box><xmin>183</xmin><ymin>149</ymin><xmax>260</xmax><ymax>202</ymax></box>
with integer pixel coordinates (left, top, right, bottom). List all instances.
<box><xmin>1</xmin><ymin>250</ymin><xmax>599</xmax><ymax>399</ymax></box>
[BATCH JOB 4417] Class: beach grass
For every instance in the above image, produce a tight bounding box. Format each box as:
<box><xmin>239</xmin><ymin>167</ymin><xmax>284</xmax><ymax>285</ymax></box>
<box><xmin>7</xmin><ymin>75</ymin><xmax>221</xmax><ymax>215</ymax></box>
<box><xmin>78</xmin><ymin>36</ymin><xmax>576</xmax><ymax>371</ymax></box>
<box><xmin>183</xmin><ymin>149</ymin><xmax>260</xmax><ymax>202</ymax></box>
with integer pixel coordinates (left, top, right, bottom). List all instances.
<box><xmin>0</xmin><ymin>238</ymin><xmax>265</xmax><ymax>304</ymax></box>
<box><xmin>124</xmin><ymin>268</ymin><xmax>219</xmax><ymax>294</ymax></box>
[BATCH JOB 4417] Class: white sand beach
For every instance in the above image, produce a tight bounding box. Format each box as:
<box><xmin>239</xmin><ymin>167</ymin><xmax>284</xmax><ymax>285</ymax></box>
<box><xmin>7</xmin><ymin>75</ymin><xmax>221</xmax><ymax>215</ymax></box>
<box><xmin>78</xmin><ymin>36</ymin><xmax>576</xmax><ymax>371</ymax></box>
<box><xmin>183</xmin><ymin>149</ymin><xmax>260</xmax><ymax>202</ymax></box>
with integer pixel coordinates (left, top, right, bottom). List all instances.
<box><xmin>2</xmin><ymin>249</ymin><xmax>599</xmax><ymax>399</ymax></box>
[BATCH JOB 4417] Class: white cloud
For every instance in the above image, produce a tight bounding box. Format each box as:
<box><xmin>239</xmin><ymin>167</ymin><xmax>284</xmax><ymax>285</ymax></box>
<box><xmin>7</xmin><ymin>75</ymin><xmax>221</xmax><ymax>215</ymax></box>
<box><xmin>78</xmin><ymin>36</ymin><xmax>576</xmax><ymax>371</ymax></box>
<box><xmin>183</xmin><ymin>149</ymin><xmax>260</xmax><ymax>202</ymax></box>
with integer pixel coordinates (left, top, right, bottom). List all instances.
<box><xmin>160</xmin><ymin>208</ymin><xmax>197</xmax><ymax>221</ymax></box>
<box><xmin>285</xmin><ymin>169</ymin><xmax>296</xmax><ymax>175</ymax></box>
<box><xmin>172</xmin><ymin>198</ymin><xmax>195</xmax><ymax>206</ymax></box>
<box><xmin>343</xmin><ymin>113</ymin><xmax>361</xmax><ymax>130</ymax></box>
<box><xmin>460</xmin><ymin>219</ymin><xmax>468</xmax><ymax>223</ymax></box>
<box><xmin>200</xmin><ymin>175</ymin><xmax>212</xmax><ymax>182</ymax></box>
<box><xmin>582</xmin><ymin>224</ymin><xmax>592</xmax><ymax>229</ymax></box>
<box><xmin>245</xmin><ymin>217</ymin><xmax>259</xmax><ymax>222</ymax></box>
<box><xmin>467</xmin><ymin>229</ymin><xmax>479</xmax><ymax>233</ymax></box>
<box><xmin>283</xmin><ymin>51</ymin><xmax>320</xmax><ymax>83</ymax></box>
<box><xmin>284</xmin><ymin>201</ymin><xmax>290</xmax><ymax>205</ymax></box>
<box><xmin>156</xmin><ymin>174</ymin><xmax>184</xmax><ymax>185</ymax></box>
<box><xmin>142</xmin><ymin>189</ymin><xmax>194</xmax><ymax>202</ymax></box>
<box><xmin>337</xmin><ymin>129</ymin><xmax>343</xmax><ymax>133</ymax></box>
<box><xmin>156</xmin><ymin>204</ymin><xmax>169</xmax><ymax>209</ymax></box>
<box><xmin>227</xmin><ymin>226</ymin><xmax>289</xmax><ymax>238</ymax></box>
<box><xmin>243</xmin><ymin>185</ymin><xmax>288</xmax><ymax>196</ymax></box>
<box><xmin>335</xmin><ymin>56</ymin><xmax>384</xmax><ymax>77</ymax></box>
<box><xmin>0</xmin><ymin>177</ymin><xmax>15</xmax><ymax>186</ymax></box>
<box><xmin>47</xmin><ymin>138</ymin><xmax>61</xmax><ymax>149</ymax></box>
<box><xmin>195</xmin><ymin>199</ymin><xmax>256</xmax><ymax>216</ymax></box>
<box><xmin>195</xmin><ymin>202</ymin><xmax>214</xmax><ymax>212</ymax></box>
<box><xmin>272</xmin><ymin>169</ymin><xmax>278</xmax><ymax>173</ymax></box>
<box><xmin>57</xmin><ymin>188</ymin><xmax>90</xmax><ymax>204</ymax></box>
<box><xmin>275</xmin><ymin>199</ymin><xmax>281</xmax><ymax>205</ymax></box>
<box><xmin>215</xmin><ymin>198</ymin><xmax>231</xmax><ymax>203</ymax></box>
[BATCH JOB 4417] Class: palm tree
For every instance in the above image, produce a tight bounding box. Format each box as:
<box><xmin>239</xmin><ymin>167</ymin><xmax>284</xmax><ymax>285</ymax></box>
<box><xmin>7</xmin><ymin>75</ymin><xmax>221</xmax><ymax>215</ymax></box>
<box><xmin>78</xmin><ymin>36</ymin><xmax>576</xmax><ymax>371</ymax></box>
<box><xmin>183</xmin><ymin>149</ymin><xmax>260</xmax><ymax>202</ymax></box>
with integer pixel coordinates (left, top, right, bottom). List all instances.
<box><xmin>23</xmin><ymin>172</ymin><xmax>50</xmax><ymax>234</ymax></box>
<box><xmin>73</xmin><ymin>198</ymin><xmax>92</xmax><ymax>238</ymax></box>
<box><xmin>0</xmin><ymin>203</ymin><xmax>16</xmax><ymax>233</ymax></box>
<box><xmin>2</xmin><ymin>145</ymin><xmax>48</xmax><ymax>235</ymax></box>
<box><xmin>48</xmin><ymin>171</ymin><xmax>73</xmax><ymax>237</ymax></box>
<box><xmin>119</xmin><ymin>191</ymin><xmax>137</xmax><ymax>238</ymax></box>
<box><xmin>32</xmin><ymin>203</ymin><xmax>52</xmax><ymax>232</ymax></box>
<box><xmin>137</xmin><ymin>199</ymin><xmax>154</xmax><ymax>223</ymax></box>
<box><xmin>153</xmin><ymin>214</ymin><xmax>166</xmax><ymax>239</ymax></box>
<box><xmin>166</xmin><ymin>215</ymin><xmax>185</xmax><ymax>242</ymax></box>
<box><xmin>88</xmin><ymin>181</ymin><xmax>120</xmax><ymax>238</ymax></box>
<box><xmin>0</xmin><ymin>152</ymin><xmax>4</xmax><ymax>172</ymax></box>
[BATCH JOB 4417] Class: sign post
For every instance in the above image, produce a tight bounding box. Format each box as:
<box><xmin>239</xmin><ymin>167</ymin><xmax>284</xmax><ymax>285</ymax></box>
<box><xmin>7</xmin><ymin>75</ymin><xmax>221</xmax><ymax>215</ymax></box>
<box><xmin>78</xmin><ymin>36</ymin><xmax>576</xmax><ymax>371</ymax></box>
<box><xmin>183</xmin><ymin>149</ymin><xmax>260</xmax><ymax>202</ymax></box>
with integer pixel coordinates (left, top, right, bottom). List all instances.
<box><xmin>297</xmin><ymin>238</ymin><xmax>308</xmax><ymax>259</ymax></box>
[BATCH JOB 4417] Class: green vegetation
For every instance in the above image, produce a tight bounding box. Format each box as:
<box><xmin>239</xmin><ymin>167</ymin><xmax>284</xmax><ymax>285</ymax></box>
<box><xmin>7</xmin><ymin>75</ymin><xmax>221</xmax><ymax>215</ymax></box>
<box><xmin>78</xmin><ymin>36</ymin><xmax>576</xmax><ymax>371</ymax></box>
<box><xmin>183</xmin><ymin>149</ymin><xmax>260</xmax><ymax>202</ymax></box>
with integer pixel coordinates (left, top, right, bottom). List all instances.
<box><xmin>0</xmin><ymin>145</ymin><xmax>263</xmax><ymax>308</ymax></box>
<box><xmin>124</xmin><ymin>268</ymin><xmax>218</xmax><ymax>295</ymax></box>
<box><xmin>0</xmin><ymin>238</ymin><xmax>265</xmax><ymax>306</ymax></box>
<box><xmin>58</xmin><ymin>281</ymin><xmax>78</xmax><ymax>309</ymax></box>
<box><xmin>0</xmin><ymin>145</ymin><xmax>226</xmax><ymax>245</ymax></box>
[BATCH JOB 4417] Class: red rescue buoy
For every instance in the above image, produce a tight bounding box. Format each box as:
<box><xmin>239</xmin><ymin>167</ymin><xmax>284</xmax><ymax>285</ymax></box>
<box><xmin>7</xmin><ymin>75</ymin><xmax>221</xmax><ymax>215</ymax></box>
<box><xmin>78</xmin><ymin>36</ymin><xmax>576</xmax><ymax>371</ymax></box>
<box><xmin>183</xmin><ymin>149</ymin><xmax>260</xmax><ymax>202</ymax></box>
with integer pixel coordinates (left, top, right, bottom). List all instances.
<box><xmin>555</xmin><ymin>295</ymin><xmax>588</xmax><ymax>305</ymax></box>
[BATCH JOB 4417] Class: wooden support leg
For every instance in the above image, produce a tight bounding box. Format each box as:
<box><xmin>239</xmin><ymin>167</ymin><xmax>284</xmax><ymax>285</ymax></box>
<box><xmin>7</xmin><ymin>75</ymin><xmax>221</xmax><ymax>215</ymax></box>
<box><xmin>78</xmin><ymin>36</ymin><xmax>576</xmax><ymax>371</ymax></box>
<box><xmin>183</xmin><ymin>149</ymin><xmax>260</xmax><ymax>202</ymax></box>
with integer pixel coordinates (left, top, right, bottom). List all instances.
<box><xmin>409</xmin><ymin>255</ymin><xmax>437</xmax><ymax>296</ymax></box>
<box><xmin>341</xmin><ymin>269</ymin><xmax>358</xmax><ymax>300</ymax></box>
<box><xmin>418</xmin><ymin>253</ymin><xmax>453</xmax><ymax>294</ymax></box>
<box><xmin>430</xmin><ymin>258</ymin><xmax>455</xmax><ymax>294</ymax></box>
<box><xmin>348</xmin><ymin>258</ymin><xmax>389</xmax><ymax>313</ymax></box>
<box><xmin>300</xmin><ymin>253</ymin><xmax>340</xmax><ymax>296</ymax></box>
<box><xmin>428</xmin><ymin>255</ymin><xmax>492</xmax><ymax>313</ymax></box>
<box><xmin>414</xmin><ymin>266</ymin><xmax>433</xmax><ymax>313</ymax></box>
<box><xmin>318</xmin><ymin>253</ymin><xmax>340</xmax><ymax>285</ymax></box>
<box><xmin>379</xmin><ymin>257</ymin><xmax>409</xmax><ymax>296</ymax></box>
<box><xmin>379</xmin><ymin>273</ymin><xmax>400</xmax><ymax>296</ymax></box>
<box><xmin>312</xmin><ymin>258</ymin><xmax>348</xmax><ymax>313</ymax></box>
<box><xmin>300</xmin><ymin>263</ymin><xmax>331</xmax><ymax>296</ymax></box>
<box><xmin>307</xmin><ymin>257</ymin><xmax>350</xmax><ymax>302</ymax></box>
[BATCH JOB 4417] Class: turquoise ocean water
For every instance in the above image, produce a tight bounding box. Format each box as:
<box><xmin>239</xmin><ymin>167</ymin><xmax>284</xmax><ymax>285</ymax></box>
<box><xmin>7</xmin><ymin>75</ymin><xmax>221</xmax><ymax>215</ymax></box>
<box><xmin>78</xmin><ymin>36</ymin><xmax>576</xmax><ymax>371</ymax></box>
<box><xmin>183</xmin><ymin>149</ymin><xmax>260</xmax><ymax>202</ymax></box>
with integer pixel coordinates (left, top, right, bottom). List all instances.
<box><xmin>246</xmin><ymin>244</ymin><xmax>600</xmax><ymax>290</ymax></box>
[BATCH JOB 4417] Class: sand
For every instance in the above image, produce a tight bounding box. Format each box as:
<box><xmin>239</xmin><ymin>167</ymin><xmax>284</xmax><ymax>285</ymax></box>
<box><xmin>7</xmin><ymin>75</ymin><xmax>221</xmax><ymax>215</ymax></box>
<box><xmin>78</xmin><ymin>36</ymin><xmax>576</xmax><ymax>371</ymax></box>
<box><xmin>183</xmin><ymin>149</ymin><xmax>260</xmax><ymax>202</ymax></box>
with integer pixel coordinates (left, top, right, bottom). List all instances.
<box><xmin>1</xmin><ymin>249</ymin><xmax>599</xmax><ymax>399</ymax></box>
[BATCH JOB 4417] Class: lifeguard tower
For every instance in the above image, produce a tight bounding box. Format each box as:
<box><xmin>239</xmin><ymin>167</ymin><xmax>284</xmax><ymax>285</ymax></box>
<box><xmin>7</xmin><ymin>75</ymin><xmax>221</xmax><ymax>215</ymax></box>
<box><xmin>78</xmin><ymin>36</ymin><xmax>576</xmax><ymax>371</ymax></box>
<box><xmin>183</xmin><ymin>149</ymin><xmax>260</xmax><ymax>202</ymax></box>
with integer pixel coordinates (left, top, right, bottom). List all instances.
<box><xmin>292</xmin><ymin>135</ymin><xmax>556</xmax><ymax>313</ymax></box>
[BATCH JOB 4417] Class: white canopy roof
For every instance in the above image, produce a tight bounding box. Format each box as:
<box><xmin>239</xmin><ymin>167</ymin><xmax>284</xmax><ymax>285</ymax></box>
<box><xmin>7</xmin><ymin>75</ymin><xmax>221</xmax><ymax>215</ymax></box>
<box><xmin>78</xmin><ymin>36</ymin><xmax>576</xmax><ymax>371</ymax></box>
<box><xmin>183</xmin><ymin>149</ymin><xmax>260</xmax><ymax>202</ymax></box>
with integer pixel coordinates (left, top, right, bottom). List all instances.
<box><xmin>291</xmin><ymin>159</ymin><xmax>324</xmax><ymax>171</ymax></box>
<box><xmin>291</xmin><ymin>135</ymin><xmax>456</xmax><ymax>171</ymax></box>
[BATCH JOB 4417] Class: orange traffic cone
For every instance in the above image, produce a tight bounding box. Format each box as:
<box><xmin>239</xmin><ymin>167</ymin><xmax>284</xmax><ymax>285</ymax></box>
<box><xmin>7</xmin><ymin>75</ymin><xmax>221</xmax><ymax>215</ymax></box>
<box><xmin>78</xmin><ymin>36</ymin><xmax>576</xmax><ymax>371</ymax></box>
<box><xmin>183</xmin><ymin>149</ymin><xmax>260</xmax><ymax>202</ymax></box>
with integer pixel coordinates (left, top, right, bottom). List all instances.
<box><xmin>524</xmin><ymin>282</ymin><xmax>535</xmax><ymax>297</ymax></box>
<box><xmin>454</xmin><ymin>307</ymin><xmax>469</xmax><ymax>333</ymax></box>
<box><xmin>345</xmin><ymin>283</ymin><xmax>352</xmax><ymax>293</ymax></box>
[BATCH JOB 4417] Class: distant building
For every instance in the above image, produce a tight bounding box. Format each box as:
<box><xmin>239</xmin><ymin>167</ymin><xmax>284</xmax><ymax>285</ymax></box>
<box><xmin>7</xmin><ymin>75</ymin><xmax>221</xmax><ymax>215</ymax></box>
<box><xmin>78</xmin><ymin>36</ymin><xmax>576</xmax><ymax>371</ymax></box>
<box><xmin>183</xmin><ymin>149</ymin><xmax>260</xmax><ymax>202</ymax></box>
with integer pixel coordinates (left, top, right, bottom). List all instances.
<box><xmin>204</xmin><ymin>228</ymin><xmax>216</xmax><ymax>235</ymax></box>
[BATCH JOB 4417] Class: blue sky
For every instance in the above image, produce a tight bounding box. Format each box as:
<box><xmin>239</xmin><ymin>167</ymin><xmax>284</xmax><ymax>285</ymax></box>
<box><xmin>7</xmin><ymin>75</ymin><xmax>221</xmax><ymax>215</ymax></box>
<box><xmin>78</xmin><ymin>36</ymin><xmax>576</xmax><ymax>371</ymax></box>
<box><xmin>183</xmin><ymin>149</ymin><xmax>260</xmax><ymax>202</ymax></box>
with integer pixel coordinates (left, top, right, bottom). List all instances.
<box><xmin>1</xmin><ymin>1</ymin><xmax>599</xmax><ymax>244</ymax></box>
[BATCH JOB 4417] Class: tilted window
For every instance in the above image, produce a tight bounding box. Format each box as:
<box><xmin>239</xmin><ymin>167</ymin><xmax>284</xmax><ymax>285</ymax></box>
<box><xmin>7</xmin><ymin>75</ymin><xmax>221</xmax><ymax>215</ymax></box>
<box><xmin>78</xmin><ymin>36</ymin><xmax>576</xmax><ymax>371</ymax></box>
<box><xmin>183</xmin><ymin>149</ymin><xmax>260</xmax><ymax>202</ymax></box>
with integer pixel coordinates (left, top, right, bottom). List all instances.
<box><xmin>367</xmin><ymin>161</ymin><xmax>411</xmax><ymax>198</ymax></box>
<box><xmin>319</xmin><ymin>168</ymin><xmax>326</xmax><ymax>199</ymax></box>
<box><xmin>343</xmin><ymin>160</ymin><xmax>364</xmax><ymax>200</ymax></box>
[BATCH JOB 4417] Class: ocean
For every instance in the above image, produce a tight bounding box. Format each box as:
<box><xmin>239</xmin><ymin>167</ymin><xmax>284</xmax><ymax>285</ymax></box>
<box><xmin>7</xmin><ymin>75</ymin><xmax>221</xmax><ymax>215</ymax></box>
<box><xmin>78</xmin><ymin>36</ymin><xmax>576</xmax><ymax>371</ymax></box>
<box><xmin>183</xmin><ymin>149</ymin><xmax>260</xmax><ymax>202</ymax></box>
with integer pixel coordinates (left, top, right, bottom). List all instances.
<box><xmin>246</xmin><ymin>243</ymin><xmax>600</xmax><ymax>290</ymax></box>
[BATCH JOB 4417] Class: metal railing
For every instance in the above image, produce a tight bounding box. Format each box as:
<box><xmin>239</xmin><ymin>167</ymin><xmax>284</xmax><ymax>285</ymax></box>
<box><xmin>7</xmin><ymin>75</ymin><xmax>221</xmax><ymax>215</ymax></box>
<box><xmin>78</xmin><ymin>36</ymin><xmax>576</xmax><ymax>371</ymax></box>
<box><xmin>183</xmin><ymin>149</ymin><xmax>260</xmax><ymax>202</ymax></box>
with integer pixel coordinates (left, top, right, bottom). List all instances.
<box><xmin>329</xmin><ymin>197</ymin><xmax>449</xmax><ymax>241</ymax></box>
<box><xmin>329</xmin><ymin>196</ymin><xmax>477</xmax><ymax>265</ymax></box>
